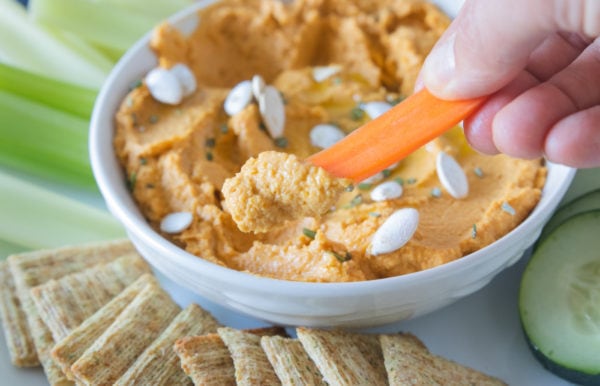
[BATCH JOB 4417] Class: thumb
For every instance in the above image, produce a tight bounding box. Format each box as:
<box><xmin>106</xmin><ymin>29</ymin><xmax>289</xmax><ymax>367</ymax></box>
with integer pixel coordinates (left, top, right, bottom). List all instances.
<box><xmin>421</xmin><ymin>0</ymin><xmax>600</xmax><ymax>99</ymax></box>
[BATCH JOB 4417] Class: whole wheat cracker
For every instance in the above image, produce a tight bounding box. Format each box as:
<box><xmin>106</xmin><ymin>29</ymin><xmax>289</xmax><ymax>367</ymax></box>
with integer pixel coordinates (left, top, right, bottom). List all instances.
<box><xmin>0</xmin><ymin>261</ymin><xmax>37</xmax><ymax>366</ymax></box>
<box><xmin>218</xmin><ymin>326</ymin><xmax>287</xmax><ymax>386</ymax></box>
<box><xmin>260</xmin><ymin>335</ymin><xmax>326</xmax><ymax>386</ymax></box>
<box><xmin>174</xmin><ymin>333</ymin><xmax>236</xmax><ymax>386</ymax></box>
<box><xmin>70</xmin><ymin>278</ymin><xmax>180</xmax><ymax>386</ymax></box>
<box><xmin>296</xmin><ymin>327</ymin><xmax>388</xmax><ymax>386</ymax></box>
<box><xmin>51</xmin><ymin>274</ymin><xmax>155</xmax><ymax>380</ymax></box>
<box><xmin>8</xmin><ymin>239</ymin><xmax>134</xmax><ymax>385</ymax></box>
<box><xmin>30</xmin><ymin>253</ymin><xmax>150</xmax><ymax>342</ymax></box>
<box><xmin>379</xmin><ymin>333</ymin><xmax>507</xmax><ymax>386</ymax></box>
<box><xmin>115</xmin><ymin>303</ymin><xmax>221</xmax><ymax>386</ymax></box>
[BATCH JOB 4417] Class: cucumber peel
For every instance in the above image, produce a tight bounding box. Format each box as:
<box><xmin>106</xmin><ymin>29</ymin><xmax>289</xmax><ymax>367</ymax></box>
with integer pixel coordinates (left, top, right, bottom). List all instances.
<box><xmin>539</xmin><ymin>189</ymin><xmax>600</xmax><ymax>242</ymax></box>
<box><xmin>520</xmin><ymin>210</ymin><xmax>600</xmax><ymax>385</ymax></box>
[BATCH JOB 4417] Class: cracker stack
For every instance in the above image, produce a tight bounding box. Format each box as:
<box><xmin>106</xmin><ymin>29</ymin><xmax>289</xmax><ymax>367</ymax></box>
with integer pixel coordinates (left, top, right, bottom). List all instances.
<box><xmin>176</xmin><ymin>327</ymin><xmax>508</xmax><ymax>386</ymax></box>
<box><xmin>0</xmin><ymin>240</ymin><xmax>221</xmax><ymax>386</ymax></box>
<box><xmin>1</xmin><ymin>241</ymin><xmax>508</xmax><ymax>385</ymax></box>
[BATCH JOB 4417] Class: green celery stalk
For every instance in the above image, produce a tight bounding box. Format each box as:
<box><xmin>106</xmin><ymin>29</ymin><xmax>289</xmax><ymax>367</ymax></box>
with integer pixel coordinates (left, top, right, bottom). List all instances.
<box><xmin>99</xmin><ymin>0</ymin><xmax>195</xmax><ymax>19</ymax></box>
<box><xmin>0</xmin><ymin>62</ymin><xmax>97</xmax><ymax>118</ymax></box>
<box><xmin>29</xmin><ymin>0</ymin><xmax>162</xmax><ymax>55</ymax></box>
<box><xmin>0</xmin><ymin>90</ymin><xmax>96</xmax><ymax>189</ymax></box>
<box><xmin>0</xmin><ymin>171</ymin><xmax>125</xmax><ymax>250</ymax></box>
<box><xmin>0</xmin><ymin>238</ymin><xmax>28</xmax><ymax>258</ymax></box>
<box><xmin>0</xmin><ymin>0</ymin><xmax>111</xmax><ymax>88</ymax></box>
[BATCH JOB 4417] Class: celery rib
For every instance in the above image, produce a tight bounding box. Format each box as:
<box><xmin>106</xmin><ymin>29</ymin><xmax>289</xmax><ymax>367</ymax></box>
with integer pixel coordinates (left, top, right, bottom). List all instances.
<box><xmin>0</xmin><ymin>171</ymin><xmax>124</xmax><ymax>251</ymax></box>
<box><xmin>0</xmin><ymin>0</ymin><xmax>110</xmax><ymax>88</ymax></box>
<box><xmin>0</xmin><ymin>90</ymin><xmax>95</xmax><ymax>189</ymax></box>
<box><xmin>0</xmin><ymin>62</ymin><xmax>97</xmax><ymax>118</ymax></box>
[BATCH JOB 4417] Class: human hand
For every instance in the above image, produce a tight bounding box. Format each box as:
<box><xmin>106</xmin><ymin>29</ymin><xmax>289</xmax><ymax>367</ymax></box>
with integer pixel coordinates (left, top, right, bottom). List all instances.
<box><xmin>420</xmin><ymin>0</ymin><xmax>600</xmax><ymax>168</ymax></box>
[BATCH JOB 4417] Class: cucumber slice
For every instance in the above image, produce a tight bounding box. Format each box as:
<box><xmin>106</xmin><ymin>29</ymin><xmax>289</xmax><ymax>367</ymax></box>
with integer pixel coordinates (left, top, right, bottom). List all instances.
<box><xmin>539</xmin><ymin>189</ymin><xmax>600</xmax><ymax>242</ymax></box>
<box><xmin>520</xmin><ymin>210</ymin><xmax>600</xmax><ymax>386</ymax></box>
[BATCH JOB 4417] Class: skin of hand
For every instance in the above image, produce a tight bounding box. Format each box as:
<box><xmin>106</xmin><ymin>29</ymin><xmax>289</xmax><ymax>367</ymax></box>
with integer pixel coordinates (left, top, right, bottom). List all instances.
<box><xmin>419</xmin><ymin>0</ymin><xmax>600</xmax><ymax>168</ymax></box>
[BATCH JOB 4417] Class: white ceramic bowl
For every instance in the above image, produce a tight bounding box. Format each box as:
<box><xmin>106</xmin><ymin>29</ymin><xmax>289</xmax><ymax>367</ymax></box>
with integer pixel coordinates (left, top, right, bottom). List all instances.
<box><xmin>90</xmin><ymin>0</ymin><xmax>575</xmax><ymax>328</ymax></box>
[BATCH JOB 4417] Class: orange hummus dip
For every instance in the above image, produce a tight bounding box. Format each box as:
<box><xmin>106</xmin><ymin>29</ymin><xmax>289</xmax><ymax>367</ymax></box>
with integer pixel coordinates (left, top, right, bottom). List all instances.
<box><xmin>114</xmin><ymin>0</ymin><xmax>546</xmax><ymax>282</ymax></box>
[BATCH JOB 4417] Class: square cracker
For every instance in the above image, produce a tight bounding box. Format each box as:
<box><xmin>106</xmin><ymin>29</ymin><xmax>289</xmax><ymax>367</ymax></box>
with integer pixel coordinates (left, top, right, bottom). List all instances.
<box><xmin>296</xmin><ymin>327</ymin><xmax>387</xmax><ymax>386</ymax></box>
<box><xmin>260</xmin><ymin>335</ymin><xmax>326</xmax><ymax>386</ymax></box>
<box><xmin>218</xmin><ymin>326</ymin><xmax>287</xmax><ymax>386</ymax></box>
<box><xmin>0</xmin><ymin>261</ymin><xmax>37</xmax><ymax>366</ymax></box>
<box><xmin>8</xmin><ymin>239</ymin><xmax>134</xmax><ymax>385</ymax></box>
<box><xmin>69</xmin><ymin>277</ymin><xmax>180</xmax><ymax>385</ymax></box>
<box><xmin>51</xmin><ymin>274</ymin><xmax>155</xmax><ymax>380</ymax></box>
<box><xmin>115</xmin><ymin>303</ymin><xmax>221</xmax><ymax>386</ymax></box>
<box><xmin>379</xmin><ymin>333</ymin><xmax>507</xmax><ymax>386</ymax></box>
<box><xmin>174</xmin><ymin>333</ymin><xmax>236</xmax><ymax>386</ymax></box>
<box><xmin>30</xmin><ymin>252</ymin><xmax>151</xmax><ymax>342</ymax></box>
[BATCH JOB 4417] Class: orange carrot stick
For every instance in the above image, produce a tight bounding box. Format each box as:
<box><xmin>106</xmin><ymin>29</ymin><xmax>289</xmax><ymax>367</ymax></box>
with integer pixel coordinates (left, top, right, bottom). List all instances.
<box><xmin>306</xmin><ymin>88</ymin><xmax>487</xmax><ymax>183</ymax></box>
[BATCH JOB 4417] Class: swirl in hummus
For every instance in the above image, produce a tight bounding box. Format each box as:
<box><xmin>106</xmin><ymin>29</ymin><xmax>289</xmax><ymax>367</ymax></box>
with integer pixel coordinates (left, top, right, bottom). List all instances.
<box><xmin>114</xmin><ymin>0</ymin><xmax>546</xmax><ymax>282</ymax></box>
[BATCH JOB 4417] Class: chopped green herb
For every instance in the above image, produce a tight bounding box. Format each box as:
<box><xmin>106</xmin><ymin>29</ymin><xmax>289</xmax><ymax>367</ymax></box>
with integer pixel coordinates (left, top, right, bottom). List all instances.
<box><xmin>302</xmin><ymin>228</ymin><xmax>316</xmax><ymax>239</ymax></box>
<box><xmin>220</xmin><ymin>123</ymin><xmax>229</xmax><ymax>133</ymax></box>
<box><xmin>345</xmin><ymin>194</ymin><xmax>363</xmax><ymax>208</ymax></box>
<box><xmin>259</xmin><ymin>122</ymin><xmax>267</xmax><ymax>132</ymax></box>
<box><xmin>431</xmin><ymin>187</ymin><xmax>442</xmax><ymax>198</ymax></box>
<box><xmin>358</xmin><ymin>182</ymin><xmax>372</xmax><ymax>191</ymax></box>
<box><xmin>145</xmin><ymin>183</ymin><xmax>155</xmax><ymax>189</ymax></box>
<box><xmin>406</xmin><ymin>177</ymin><xmax>417</xmax><ymax>185</ymax></box>
<box><xmin>330</xmin><ymin>250</ymin><xmax>352</xmax><ymax>263</ymax></box>
<box><xmin>345</xmin><ymin>184</ymin><xmax>355</xmax><ymax>192</ymax></box>
<box><xmin>471</xmin><ymin>224</ymin><xmax>477</xmax><ymax>239</ymax></box>
<box><xmin>205</xmin><ymin>152</ymin><xmax>214</xmax><ymax>161</ymax></box>
<box><xmin>501</xmin><ymin>201</ymin><xmax>516</xmax><ymax>215</ymax></box>
<box><xmin>279</xmin><ymin>91</ymin><xmax>288</xmax><ymax>104</ymax></box>
<box><xmin>129</xmin><ymin>79</ymin><xmax>142</xmax><ymax>90</ymax></box>
<box><xmin>474</xmin><ymin>167</ymin><xmax>484</xmax><ymax>178</ymax></box>
<box><xmin>139</xmin><ymin>157</ymin><xmax>147</xmax><ymax>165</ymax></box>
<box><xmin>332</xmin><ymin>77</ymin><xmax>343</xmax><ymax>85</ymax></box>
<box><xmin>126</xmin><ymin>96</ymin><xmax>134</xmax><ymax>107</ymax></box>
<box><xmin>274</xmin><ymin>137</ymin><xmax>288</xmax><ymax>148</ymax></box>
<box><xmin>149</xmin><ymin>114</ymin><xmax>159</xmax><ymax>124</ymax></box>
<box><xmin>387</xmin><ymin>95</ymin><xmax>404</xmax><ymax>105</ymax></box>
<box><xmin>131</xmin><ymin>112</ymin><xmax>138</xmax><ymax>126</ymax></box>
<box><xmin>205</xmin><ymin>137</ymin><xmax>216</xmax><ymax>148</ymax></box>
<box><xmin>369</xmin><ymin>212</ymin><xmax>381</xmax><ymax>218</ymax></box>
<box><xmin>382</xmin><ymin>169</ymin><xmax>392</xmax><ymax>178</ymax></box>
<box><xmin>394</xmin><ymin>177</ymin><xmax>405</xmax><ymax>186</ymax></box>
<box><xmin>127</xmin><ymin>171</ymin><xmax>137</xmax><ymax>191</ymax></box>
<box><xmin>350</xmin><ymin>107</ymin><xmax>364</xmax><ymax>121</ymax></box>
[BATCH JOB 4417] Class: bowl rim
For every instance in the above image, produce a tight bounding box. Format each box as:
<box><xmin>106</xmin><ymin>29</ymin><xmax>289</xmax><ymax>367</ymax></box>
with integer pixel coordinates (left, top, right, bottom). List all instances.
<box><xmin>89</xmin><ymin>0</ymin><xmax>577</xmax><ymax>298</ymax></box>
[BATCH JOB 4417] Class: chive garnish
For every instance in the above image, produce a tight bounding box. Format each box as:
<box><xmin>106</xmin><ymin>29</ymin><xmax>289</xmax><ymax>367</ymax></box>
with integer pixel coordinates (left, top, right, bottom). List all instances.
<box><xmin>128</xmin><ymin>79</ymin><xmax>142</xmax><ymax>90</ymax></box>
<box><xmin>369</xmin><ymin>212</ymin><xmax>381</xmax><ymax>217</ymax></box>
<box><xmin>394</xmin><ymin>177</ymin><xmax>405</xmax><ymax>186</ymax></box>
<box><xmin>382</xmin><ymin>169</ymin><xmax>392</xmax><ymax>178</ymax></box>
<box><xmin>501</xmin><ymin>201</ymin><xmax>516</xmax><ymax>215</ymax></box>
<box><xmin>302</xmin><ymin>228</ymin><xmax>316</xmax><ymax>239</ymax></box>
<box><xmin>345</xmin><ymin>184</ymin><xmax>355</xmax><ymax>192</ymax></box>
<box><xmin>330</xmin><ymin>250</ymin><xmax>352</xmax><ymax>263</ymax></box>
<box><xmin>474</xmin><ymin>167</ymin><xmax>484</xmax><ymax>178</ymax></box>
<box><xmin>431</xmin><ymin>187</ymin><xmax>442</xmax><ymax>198</ymax></box>
<box><xmin>274</xmin><ymin>137</ymin><xmax>288</xmax><ymax>148</ymax></box>
<box><xmin>205</xmin><ymin>138</ymin><xmax>216</xmax><ymax>148</ymax></box>
<box><xmin>220</xmin><ymin>123</ymin><xmax>229</xmax><ymax>133</ymax></box>
<box><xmin>350</xmin><ymin>107</ymin><xmax>364</xmax><ymax>121</ymax></box>
<box><xmin>345</xmin><ymin>194</ymin><xmax>363</xmax><ymax>208</ymax></box>
<box><xmin>259</xmin><ymin>122</ymin><xmax>267</xmax><ymax>132</ymax></box>
<box><xmin>406</xmin><ymin>177</ymin><xmax>417</xmax><ymax>185</ymax></box>
<box><xmin>146</xmin><ymin>183</ymin><xmax>155</xmax><ymax>189</ymax></box>
<box><xmin>471</xmin><ymin>224</ymin><xmax>477</xmax><ymax>239</ymax></box>
<box><xmin>127</xmin><ymin>171</ymin><xmax>137</xmax><ymax>191</ymax></box>
<box><xmin>387</xmin><ymin>96</ymin><xmax>404</xmax><ymax>106</ymax></box>
<box><xmin>149</xmin><ymin>114</ymin><xmax>159</xmax><ymax>124</ymax></box>
<box><xmin>139</xmin><ymin>157</ymin><xmax>147</xmax><ymax>165</ymax></box>
<box><xmin>358</xmin><ymin>183</ymin><xmax>372</xmax><ymax>191</ymax></box>
<box><xmin>206</xmin><ymin>152</ymin><xmax>214</xmax><ymax>161</ymax></box>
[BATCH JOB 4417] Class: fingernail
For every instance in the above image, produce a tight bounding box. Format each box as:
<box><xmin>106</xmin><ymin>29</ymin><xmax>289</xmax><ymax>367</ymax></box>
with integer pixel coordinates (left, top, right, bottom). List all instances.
<box><xmin>422</xmin><ymin>32</ymin><xmax>457</xmax><ymax>97</ymax></box>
